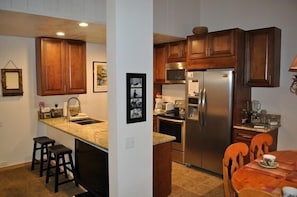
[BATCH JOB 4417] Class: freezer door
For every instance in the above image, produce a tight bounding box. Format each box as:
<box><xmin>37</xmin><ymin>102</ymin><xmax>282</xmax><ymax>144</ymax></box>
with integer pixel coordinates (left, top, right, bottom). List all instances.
<box><xmin>185</xmin><ymin>119</ymin><xmax>203</xmax><ymax>166</ymax></box>
<box><xmin>201</xmin><ymin>69</ymin><xmax>234</xmax><ymax>174</ymax></box>
<box><xmin>185</xmin><ymin>71</ymin><xmax>204</xmax><ymax>167</ymax></box>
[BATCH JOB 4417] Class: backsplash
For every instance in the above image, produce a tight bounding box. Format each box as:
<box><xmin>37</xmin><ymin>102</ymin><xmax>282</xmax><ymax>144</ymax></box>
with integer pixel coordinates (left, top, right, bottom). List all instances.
<box><xmin>161</xmin><ymin>84</ymin><xmax>185</xmax><ymax>103</ymax></box>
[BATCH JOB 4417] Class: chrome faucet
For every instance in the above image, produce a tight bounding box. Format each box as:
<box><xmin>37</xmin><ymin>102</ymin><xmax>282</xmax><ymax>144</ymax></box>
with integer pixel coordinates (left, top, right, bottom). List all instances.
<box><xmin>67</xmin><ymin>97</ymin><xmax>81</xmax><ymax>121</ymax></box>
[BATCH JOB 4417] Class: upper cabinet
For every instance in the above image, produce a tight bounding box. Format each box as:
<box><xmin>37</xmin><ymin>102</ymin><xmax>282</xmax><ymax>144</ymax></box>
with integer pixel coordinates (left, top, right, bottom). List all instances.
<box><xmin>188</xmin><ymin>30</ymin><xmax>234</xmax><ymax>59</ymax></box>
<box><xmin>154</xmin><ymin>44</ymin><xmax>167</xmax><ymax>83</ymax></box>
<box><xmin>167</xmin><ymin>40</ymin><xmax>187</xmax><ymax>63</ymax></box>
<box><xmin>245</xmin><ymin>27</ymin><xmax>281</xmax><ymax>87</ymax></box>
<box><xmin>187</xmin><ymin>28</ymin><xmax>244</xmax><ymax>70</ymax></box>
<box><xmin>36</xmin><ymin>38</ymin><xmax>86</xmax><ymax>96</ymax></box>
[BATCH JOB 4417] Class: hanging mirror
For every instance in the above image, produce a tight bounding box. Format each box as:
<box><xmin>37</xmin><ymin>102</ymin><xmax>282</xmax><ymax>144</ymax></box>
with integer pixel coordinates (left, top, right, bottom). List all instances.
<box><xmin>1</xmin><ymin>68</ymin><xmax>23</xmax><ymax>96</ymax></box>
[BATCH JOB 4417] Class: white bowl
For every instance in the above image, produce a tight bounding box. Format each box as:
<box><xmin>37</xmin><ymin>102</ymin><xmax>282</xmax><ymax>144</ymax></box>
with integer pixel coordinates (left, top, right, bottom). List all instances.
<box><xmin>282</xmin><ymin>186</ymin><xmax>297</xmax><ymax>197</ymax></box>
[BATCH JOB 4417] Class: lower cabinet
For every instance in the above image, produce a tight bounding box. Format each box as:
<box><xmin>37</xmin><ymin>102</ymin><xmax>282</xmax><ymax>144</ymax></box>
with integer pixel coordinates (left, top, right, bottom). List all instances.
<box><xmin>233</xmin><ymin>128</ymin><xmax>278</xmax><ymax>164</ymax></box>
<box><xmin>153</xmin><ymin>142</ymin><xmax>172</xmax><ymax>197</ymax></box>
<box><xmin>45</xmin><ymin>123</ymin><xmax>172</xmax><ymax>197</ymax></box>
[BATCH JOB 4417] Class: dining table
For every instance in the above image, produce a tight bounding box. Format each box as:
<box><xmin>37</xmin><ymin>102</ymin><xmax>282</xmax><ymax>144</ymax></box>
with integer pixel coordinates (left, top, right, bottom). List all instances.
<box><xmin>232</xmin><ymin>150</ymin><xmax>297</xmax><ymax>196</ymax></box>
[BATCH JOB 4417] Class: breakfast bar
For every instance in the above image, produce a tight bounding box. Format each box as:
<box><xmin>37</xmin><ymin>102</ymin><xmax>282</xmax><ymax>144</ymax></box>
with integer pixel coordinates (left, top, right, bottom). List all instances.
<box><xmin>39</xmin><ymin>117</ymin><xmax>176</xmax><ymax>197</ymax></box>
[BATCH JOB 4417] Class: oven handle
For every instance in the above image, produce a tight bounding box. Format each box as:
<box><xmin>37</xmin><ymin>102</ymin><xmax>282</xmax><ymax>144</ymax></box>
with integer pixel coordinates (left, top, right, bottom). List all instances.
<box><xmin>157</xmin><ymin>116</ymin><xmax>185</xmax><ymax>124</ymax></box>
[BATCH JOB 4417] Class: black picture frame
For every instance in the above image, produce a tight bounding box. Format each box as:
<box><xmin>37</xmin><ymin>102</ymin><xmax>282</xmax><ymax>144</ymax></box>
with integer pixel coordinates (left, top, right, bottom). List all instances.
<box><xmin>126</xmin><ymin>73</ymin><xmax>146</xmax><ymax>123</ymax></box>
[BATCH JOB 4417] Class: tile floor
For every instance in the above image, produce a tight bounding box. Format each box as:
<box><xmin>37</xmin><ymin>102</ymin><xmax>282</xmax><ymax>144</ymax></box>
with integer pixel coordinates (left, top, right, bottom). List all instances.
<box><xmin>0</xmin><ymin>162</ymin><xmax>224</xmax><ymax>197</ymax></box>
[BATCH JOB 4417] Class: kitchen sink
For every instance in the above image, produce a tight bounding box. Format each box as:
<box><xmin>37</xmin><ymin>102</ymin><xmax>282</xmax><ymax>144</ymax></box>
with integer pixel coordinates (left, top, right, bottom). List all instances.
<box><xmin>71</xmin><ymin>118</ymin><xmax>103</xmax><ymax>125</ymax></box>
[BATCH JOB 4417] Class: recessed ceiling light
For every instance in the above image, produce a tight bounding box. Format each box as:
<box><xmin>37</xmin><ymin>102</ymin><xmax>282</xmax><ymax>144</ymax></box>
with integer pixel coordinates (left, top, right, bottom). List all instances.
<box><xmin>56</xmin><ymin>32</ymin><xmax>65</xmax><ymax>36</ymax></box>
<box><xmin>79</xmin><ymin>22</ymin><xmax>88</xmax><ymax>27</ymax></box>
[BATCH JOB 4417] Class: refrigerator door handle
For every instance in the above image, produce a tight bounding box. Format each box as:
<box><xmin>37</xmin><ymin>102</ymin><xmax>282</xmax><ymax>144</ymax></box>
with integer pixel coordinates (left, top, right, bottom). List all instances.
<box><xmin>201</xmin><ymin>88</ymin><xmax>206</xmax><ymax>126</ymax></box>
<box><xmin>202</xmin><ymin>88</ymin><xmax>207</xmax><ymax>126</ymax></box>
<box><xmin>198</xmin><ymin>88</ymin><xmax>203</xmax><ymax>126</ymax></box>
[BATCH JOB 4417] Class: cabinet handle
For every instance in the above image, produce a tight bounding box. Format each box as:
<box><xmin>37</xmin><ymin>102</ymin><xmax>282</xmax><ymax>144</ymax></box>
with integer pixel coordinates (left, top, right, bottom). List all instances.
<box><xmin>268</xmin><ymin>75</ymin><xmax>272</xmax><ymax>85</ymax></box>
<box><xmin>206</xmin><ymin>48</ymin><xmax>209</xmax><ymax>56</ymax></box>
<box><xmin>238</xmin><ymin>133</ymin><xmax>253</xmax><ymax>139</ymax></box>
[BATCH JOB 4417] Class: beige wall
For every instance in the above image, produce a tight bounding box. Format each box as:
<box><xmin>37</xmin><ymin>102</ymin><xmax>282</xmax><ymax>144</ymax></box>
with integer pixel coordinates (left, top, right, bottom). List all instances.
<box><xmin>0</xmin><ymin>35</ymin><xmax>107</xmax><ymax>167</ymax></box>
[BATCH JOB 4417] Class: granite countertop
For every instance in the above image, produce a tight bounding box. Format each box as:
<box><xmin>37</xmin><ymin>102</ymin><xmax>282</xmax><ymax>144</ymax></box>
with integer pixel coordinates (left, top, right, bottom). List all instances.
<box><xmin>40</xmin><ymin>117</ymin><xmax>175</xmax><ymax>151</ymax></box>
<box><xmin>233</xmin><ymin>124</ymin><xmax>280</xmax><ymax>133</ymax></box>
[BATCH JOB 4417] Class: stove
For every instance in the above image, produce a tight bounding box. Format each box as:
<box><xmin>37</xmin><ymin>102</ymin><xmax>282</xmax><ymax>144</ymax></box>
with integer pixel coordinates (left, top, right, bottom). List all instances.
<box><xmin>156</xmin><ymin>110</ymin><xmax>186</xmax><ymax>164</ymax></box>
<box><xmin>157</xmin><ymin>111</ymin><xmax>185</xmax><ymax>120</ymax></box>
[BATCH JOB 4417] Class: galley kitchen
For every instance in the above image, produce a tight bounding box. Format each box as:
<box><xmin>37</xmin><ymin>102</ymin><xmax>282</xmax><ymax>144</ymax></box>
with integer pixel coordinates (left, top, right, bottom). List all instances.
<box><xmin>1</xmin><ymin>1</ymin><xmax>297</xmax><ymax>197</ymax></box>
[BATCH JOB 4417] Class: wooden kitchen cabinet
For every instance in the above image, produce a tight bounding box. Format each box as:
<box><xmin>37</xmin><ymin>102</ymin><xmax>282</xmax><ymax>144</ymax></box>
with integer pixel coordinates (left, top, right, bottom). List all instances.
<box><xmin>188</xmin><ymin>29</ymin><xmax>235</xmax><ymax>59</ymax></box>
<box><xmin>167</xmin><ymin>40</ymin><xmax>187</xmax><ymax>63</ymax></box>
<box><xmin>154</xmin><ymin>141</ymin><xmax>172</xmax><ymax>197</ymax></box>
<box><xmin>187</xmin><ymin>28</ymin><xmax>244</xmax><ymax>70</ymax></box>
<box><xmin>245</xmin><ymin>27</ymin><xmax>281</xmax><ymax>87</ymax></box>
<box><xmin>233</xmin><ymin>128</ymin><xmax>278</xmax><ymax>164</ymax></box>
<box><xmin>153</xmin><ymin>44</ymin><xmax>167</xmax><ymax>83</ymax></box>
<box><xmin>36</xmin><ymin>37</ymin><xmax>86</xmax><ymax>96</ymax></box>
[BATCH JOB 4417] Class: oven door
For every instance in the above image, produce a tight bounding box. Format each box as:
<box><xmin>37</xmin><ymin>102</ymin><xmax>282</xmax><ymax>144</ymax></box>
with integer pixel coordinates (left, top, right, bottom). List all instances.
<box><xmin>157</xmin><ymin>116</ymin><xmax>185</xmax><ymax>152</ymax></box>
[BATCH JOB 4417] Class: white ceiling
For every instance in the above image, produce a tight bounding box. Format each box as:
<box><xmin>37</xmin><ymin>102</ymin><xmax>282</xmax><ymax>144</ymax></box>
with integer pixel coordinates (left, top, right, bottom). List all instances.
<box><xmin>0</xmin><ymin>10</ymin><xmax>184</xmax><ymax>44</ymax></box>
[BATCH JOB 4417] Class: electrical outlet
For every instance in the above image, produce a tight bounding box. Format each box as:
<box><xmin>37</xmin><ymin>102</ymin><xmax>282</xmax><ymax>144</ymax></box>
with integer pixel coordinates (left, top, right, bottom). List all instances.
<box><xmin>126</xmin><ymin>137</ymin><xmax>135</xmax><ymax>149</ymax></box>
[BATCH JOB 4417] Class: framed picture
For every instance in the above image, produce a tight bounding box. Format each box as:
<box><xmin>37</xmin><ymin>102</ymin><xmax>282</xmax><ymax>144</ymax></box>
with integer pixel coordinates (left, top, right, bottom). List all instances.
<box><xmin>93</xmin><ymin>61</ymin><xmax>108</xmax><ymax>92</ymax></box>
<box><xmin>1</xmin><ymin>68</ymin><xmax>23</xmax><ymax>96</ymax></box>
<box><xmin>126</xmin><ymin>73</ymin><xmax>146</xmax><ymax>123</ymax></box>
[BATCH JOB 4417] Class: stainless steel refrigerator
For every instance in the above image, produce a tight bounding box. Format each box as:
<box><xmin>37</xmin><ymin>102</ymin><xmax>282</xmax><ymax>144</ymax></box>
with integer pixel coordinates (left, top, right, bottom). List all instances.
<box><xmin>185</xmin><ymin>69</ymin><xmax>234</xmax><ymax>175</ymax></box>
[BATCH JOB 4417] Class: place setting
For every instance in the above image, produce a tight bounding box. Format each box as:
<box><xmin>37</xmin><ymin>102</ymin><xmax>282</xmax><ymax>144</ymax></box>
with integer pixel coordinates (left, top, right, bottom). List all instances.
<box><xmin>258</xmin><ymin>154</ymin><xmax>279</xmax><ymax>169</ymax></box>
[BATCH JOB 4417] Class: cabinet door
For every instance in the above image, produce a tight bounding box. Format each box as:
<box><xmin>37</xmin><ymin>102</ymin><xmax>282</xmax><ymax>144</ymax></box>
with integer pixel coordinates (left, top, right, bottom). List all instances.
<box><xmin>154</xmin><ymin>44</ymin><xmax>167</xmax><ymax>83</ymax></box>
<box><xmin>245</xmin><ymin>27</ymin><xmax>281</xmax><ymax>87</ymax></box>
<box><xmin>36</xmin><ymin>38</ymin><xmax>66</xmax><ymax>95</ymax></box>
<box><xmin>65</xmin><ymin>40</ymin><xmax>86</xmax><ymax>94</ymax></box>
<box><xmin>187</xmin><ymin>34</ymin><xmax>208</xmax><ymax>59</ymax></box>
<box><xmin>167</xmin><ymin>40</ymin><xmax>186</xmax><ymax>62</ymax></box>
<box><xmin>36</xmin><ymin>38</ymin><xmax>86</xmax><ymax>96</ymax></box>
<box><xmin>208</xmin><ymin>30</ymin><xmax>235</xmax><ymax>57</ymax></box>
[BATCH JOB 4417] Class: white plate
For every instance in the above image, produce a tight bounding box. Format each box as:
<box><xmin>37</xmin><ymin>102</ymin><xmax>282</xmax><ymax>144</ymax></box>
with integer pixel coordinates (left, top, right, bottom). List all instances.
<box><xmin>258</xmin><ymin>160</ymin><xmax>279</xmax><ymax>169</ymax></box>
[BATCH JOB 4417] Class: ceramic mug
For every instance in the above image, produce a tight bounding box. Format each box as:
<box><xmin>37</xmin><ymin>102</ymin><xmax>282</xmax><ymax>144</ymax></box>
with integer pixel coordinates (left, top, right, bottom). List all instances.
<box><xmin>263</xmin><ymin>154</ymin><xmax>276</xmax><ymax>166</ymax></box>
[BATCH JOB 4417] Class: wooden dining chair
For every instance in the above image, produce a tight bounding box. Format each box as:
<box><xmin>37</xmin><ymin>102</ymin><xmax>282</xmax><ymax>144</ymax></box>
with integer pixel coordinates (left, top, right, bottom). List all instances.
<box><xmin>250</xmin><ymin>133</ymin><xmax>273</xmax><ymax>161</ymax></box>
<box><xmin>223</xmin><ymin>142</ymin><xmax>249</xmax><ymax>197</ymax></box>
<box><xmin>238</xmin><ymin>187</ymin><xmax>278</xmax><ymax>197</ymax></box>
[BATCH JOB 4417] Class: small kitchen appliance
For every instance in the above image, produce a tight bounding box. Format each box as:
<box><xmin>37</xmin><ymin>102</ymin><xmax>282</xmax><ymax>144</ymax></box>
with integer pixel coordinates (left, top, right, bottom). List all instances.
<box><xmin>165</xmin><ymin>62</ymin><xmax>186</xmax><ymax>84</ymax></box>
<box><xmin>162</xmin><ymin>102</ymin><xmax>174</xmax><ymax>112</ymax></box>
<box><xmin>252</xmin><ymin>100</ymin><xmax>261</xmax><ymax>112</ymax></box>
<box><xmin>154</xmin><ymin>97</ymin><xmax>163</xmax><ymax>112</ymax></box>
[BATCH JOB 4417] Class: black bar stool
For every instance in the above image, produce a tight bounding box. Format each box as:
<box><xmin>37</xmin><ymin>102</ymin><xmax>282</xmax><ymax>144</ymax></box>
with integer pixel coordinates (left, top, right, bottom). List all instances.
<box><xmin>45</xmin><ymin>144</ymin><xmax>77</xmax><ymax>193</ymax></box>
<box><xmin>31</xmin><ymin>136</ymin><xmax>55</xmax><ymax>177</ymax></box>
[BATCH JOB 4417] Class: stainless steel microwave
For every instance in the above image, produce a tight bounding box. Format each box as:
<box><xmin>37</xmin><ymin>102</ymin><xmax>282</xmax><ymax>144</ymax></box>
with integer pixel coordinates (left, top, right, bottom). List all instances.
<box><xmin>165</xmin><ymin>62</ymin><xmax>186</xmax><ymax>84</ymax></box>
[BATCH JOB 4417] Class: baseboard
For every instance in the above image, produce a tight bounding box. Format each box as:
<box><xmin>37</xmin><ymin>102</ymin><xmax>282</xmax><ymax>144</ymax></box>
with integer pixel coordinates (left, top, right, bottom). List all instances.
<box><xmin>0</xmin><ymin>162</ymin><xmax>31</xmax><ymax>172</ymax></box>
